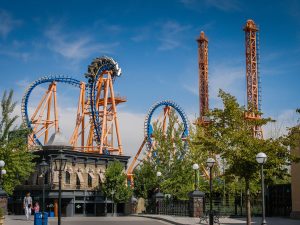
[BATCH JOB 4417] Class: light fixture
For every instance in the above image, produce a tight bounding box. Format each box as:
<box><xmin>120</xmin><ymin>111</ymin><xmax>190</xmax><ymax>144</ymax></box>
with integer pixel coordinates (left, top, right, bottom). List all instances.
<box><xmin>206</xmin><ymin>158</ymin><xmax>215</xmax><ymax>168</ymax></box>
<box><xmin>256</xmin><ymin>152</ymin><xmax>267</xmax><ymax>165</ymax></box>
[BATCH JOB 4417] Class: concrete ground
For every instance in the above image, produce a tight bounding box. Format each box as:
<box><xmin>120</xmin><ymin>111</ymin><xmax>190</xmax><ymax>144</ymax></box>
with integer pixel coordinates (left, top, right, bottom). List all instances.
<box><xmin>5</xmin><ymin>215</ymin><xmax>171</xmax><ymax>225</ymax></box>
<box><xmin>4</xmin><ymin>215</ymin><xmax>300</xmax><ymax>225</ymax></box>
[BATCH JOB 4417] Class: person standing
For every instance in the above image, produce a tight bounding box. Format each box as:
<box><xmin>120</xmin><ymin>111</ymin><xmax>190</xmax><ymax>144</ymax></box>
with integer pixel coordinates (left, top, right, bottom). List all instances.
<box><xmin>33</xmin><ymin>202</ymin><xmax>40</xmax><ymax>214</ymax></box>
<box><xmin>23</xmin><ymin>192</ymin><xmax>32</xmax><ymax>220</ymax></box>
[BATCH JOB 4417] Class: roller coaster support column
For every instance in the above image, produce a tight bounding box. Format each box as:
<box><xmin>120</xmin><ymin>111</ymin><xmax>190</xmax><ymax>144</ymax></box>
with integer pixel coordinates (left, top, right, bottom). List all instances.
<box><xmin>70</xmin><ymin>82</ymin><xmax>86</xmax><ymax>148</ymax></box>
<box><xmin>99</xmin><ymin>76</ymin><xmax>110</xmax><ymax>154</ymax></box>
<box><xmin>108</xmin><ymin>72</ymin><xmax>123</xmax><ymax>155</ymax></box>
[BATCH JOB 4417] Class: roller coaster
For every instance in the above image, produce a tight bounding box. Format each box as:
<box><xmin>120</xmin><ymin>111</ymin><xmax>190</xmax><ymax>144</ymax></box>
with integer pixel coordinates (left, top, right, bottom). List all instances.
<box><xmin>127</xmin><ymin>100</ymin><xmax>189</xmax><ymax>185</ymax></box>
<box><xmin>22</xmin><ymin>56</ymin><xmax>125</xmax><ymax>154</ymax></box>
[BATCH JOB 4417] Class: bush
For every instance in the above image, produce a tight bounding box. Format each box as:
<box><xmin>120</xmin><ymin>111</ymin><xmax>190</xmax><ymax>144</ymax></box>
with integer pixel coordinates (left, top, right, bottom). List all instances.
<box><xmin>0</xmin><ymin>207</ymin><xmax>4</xmax><ymax>217</ymax></box>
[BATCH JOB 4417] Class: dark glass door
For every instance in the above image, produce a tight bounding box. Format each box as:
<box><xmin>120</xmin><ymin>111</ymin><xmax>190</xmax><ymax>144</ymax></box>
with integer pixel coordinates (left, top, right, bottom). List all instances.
<box><xmin>75</xmin><ymin>203</ymin><xmax>84</xmax><ymax>214</ymax></box>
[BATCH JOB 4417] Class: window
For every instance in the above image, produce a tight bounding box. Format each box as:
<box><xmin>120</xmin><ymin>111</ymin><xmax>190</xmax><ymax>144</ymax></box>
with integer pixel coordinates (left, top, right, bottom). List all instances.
<box><xmin>76</xmin><ymin>174</ymin><xmax>81</xmax><ymax>186</ymax></box>
<box><xmin>65</xmin><ymin>171</ymin><xmax>71</xmax><ymax>184</ymax></box>
<box><xmin>88</xmin><ymin>174</ymin><xmax>92</xmax><ymax>187</ymax></box>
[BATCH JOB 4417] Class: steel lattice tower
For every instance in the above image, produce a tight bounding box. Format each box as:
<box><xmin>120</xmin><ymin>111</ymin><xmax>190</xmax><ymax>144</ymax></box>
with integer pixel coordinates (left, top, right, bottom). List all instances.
<box><xmin>197</xmin><ymin>31</ymin><xmax>209</xmax><ymax>122</ymax></box>
<box><xmin>244</xmin><ymin>19</ymin><xmax>263</xmax><ymax>138</ymax></box>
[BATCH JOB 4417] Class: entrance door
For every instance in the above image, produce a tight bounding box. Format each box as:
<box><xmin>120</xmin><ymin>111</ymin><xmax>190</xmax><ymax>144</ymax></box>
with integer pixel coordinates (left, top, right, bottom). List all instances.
<box><xmin>75</xmin><ymin>203</ymin><xmax>84</xmax><ymax>215</ymax></box>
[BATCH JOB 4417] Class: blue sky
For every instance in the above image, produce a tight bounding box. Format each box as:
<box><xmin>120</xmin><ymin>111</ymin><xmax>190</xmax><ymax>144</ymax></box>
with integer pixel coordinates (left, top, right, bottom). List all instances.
<box><xmin>0</xmin><ymin>0</ymin><xmax>299</xmax><ymax>155</ymax></box>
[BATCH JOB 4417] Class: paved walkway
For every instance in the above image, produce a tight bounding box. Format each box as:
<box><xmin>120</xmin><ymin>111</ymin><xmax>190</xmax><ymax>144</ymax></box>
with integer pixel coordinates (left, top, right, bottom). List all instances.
<box><xmin>3</xmin><ymin>214</ymin><xmax>300</xmax><ymax>225</ymax></box>
<box><xmin>4</xmin><ymin>215</ymin><xmax>171</xmax><ymax>225</ymax></box>
<box><xmin>138</xmin><ymin>214</ymin><xmax>300</xmax><ymax>225</ymax></box>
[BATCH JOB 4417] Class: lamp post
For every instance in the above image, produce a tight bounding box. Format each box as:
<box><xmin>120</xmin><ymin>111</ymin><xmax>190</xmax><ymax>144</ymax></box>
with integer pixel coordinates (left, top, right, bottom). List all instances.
<box><xmin>206</xmin><ymin>158</ymin><xmax>215</xmax><ymax>225</ymax></box>
<box><xmin>39</xmin><ymin>156</ymin><xmax>48</xmax><ymax>225</ymax></box>
<box><xmin>156</xmin><ymin>171</ymin><xmax>162</xmax><ymax>193</ymax></box>
<box><xmin>53</xmin><ymin>150</ymin><xmax>67</xmax><ymax>225</ymax></box>
<box><xmin>192</xmin><ymin>163</ymin><xmax>199</xmax><ymax>190</ymax></box>
<box><xmin>111</xmin><ymin>190</ymin><xmax>115</xmax><ymax>217</ymax></box>
<box><xmin>0</xmin><ymin>160</ymin><xmax>5</xmax><ymax>188</ymax></box>
<box><xmin>256</xmin><ymin>152</ymin><xmax>267</xmax><ymax>225</ymax></box>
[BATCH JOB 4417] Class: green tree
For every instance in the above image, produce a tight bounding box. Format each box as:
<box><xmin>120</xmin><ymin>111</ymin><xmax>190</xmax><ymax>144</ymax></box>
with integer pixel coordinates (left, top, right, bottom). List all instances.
<box><xmin>0</xmin><ymin>90</ymin><xmax>35</xmax><ymax>194</ymax></box>
<box><xmin>134</xmin><ymin>109</ymin><xmax>195</xmax><ymax>199</ymax></box>
<box><xmin>191</xmin><ymin>90</ymin><xmax>292</xmax><ymax>225</ymax></box>
<box><xmin>103</xmin><ymin>160</ymin><xmax>132</xmax><ymax>212</ymax></box>
<box><xmin>133</xmin><ymin>161</ymin><xmax>158</xmax><ymax>199</ymax></box>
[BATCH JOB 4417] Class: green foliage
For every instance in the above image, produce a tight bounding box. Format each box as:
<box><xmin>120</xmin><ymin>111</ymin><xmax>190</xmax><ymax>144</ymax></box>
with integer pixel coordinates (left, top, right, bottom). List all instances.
<box><xmin>192</xmin><ymin>90</ymin><xmax>291</xmax><ymax>184</ymax></box>
<box><xmin>286</xmin><ymin>109</ymin><xmax>300</xmax><ymax>157</ymax></box>
<box><xmin>0</xmin><ymin>90</ymin><xmax>36</xmax><ymax>195</ymax></box>
<box><xmin>0</xmin><ymin>90</ymin><xmax>18</xmax><ymax>142</ymax></box>
<box><xmin>133</xmin><ymin>161</ymin><xmax>157</xmax><ymax>199</ymax></box>
<box><xmin>190</xmin><ymin>90</ymin><xmax>292</xmax><ymax>224</ymax></box>
<box><xmin>0</xmin><ymin>207</ymin><xmax>3</xmax><ymax>217</ymax></box>
<box><xmin>134</xmin><ymin>109</ymin><xmax>195</xmax><ymax>200</ymax></box>
<box><xmin>102</xmin><ymin>160</ymin><xmax>132</xmax><ymax>203</ymax></box>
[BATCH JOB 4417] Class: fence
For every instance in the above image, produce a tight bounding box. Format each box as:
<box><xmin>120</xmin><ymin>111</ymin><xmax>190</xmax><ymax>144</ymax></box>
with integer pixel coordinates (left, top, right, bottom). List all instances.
<box><xmin>203</xmin><ymin>196</ymin><xmax>262</xmax><ymax>217</ymax></box>
<box><xmin>146</xmin><ymin>199</ymin><xmax>190</xmax><ymax>216</ymax></box>
<box><xmin>145</xmin><ymin>195</ymin><xmax>262</xmax><ymax>217</ymax></box>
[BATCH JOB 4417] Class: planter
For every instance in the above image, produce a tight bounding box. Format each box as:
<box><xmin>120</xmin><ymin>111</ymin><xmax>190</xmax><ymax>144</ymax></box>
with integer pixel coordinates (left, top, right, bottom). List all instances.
<box><xmin>0</xmin><ymin>216</ymin><xmax>4</xmax><ymax>225</ymax></box>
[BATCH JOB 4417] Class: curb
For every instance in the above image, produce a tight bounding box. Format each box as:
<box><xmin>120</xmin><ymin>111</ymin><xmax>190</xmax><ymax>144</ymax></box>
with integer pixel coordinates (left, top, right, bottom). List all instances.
<box><xmin>135</xmin><ymin>214</ymin><xmax>188</xmax><ymax>225</ymax></box>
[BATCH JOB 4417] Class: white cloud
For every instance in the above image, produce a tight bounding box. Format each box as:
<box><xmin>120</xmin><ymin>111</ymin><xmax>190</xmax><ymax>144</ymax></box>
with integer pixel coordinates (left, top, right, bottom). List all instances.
<box><xmin>131</xmin><ymin>20</ymin><xmax>192</xmax><ymax>51</ymax></box>
<box><xmin>45</xmin><ymin>24</ymin><xmax>119</xmax><ymax>60</ymax></box>
<box><xmin>204</xmin><ymin>0</ymin><xmax>240</xmax><ymax>11</ymax></box>
<box><xmin>180</xmin><ymin>0</ymin><xmax>241</xmax><ymax>12</ymax></box>
<box><xmin>158</xmin><ymin>21</ymin><xmax>191</xmax><ymax>51</ymax></box>
<box><xmin>0</xmin><ymin>9</ymin><xmax>22</xmax><ymax>38</ymax></box>
<box><xmin>264</xmin><ymin>109</ymin><xmax>299</xmax><ymax>139</ymax></box>
<box><xmin>183</xmin><ymin>61</ymin><xmax>245</xmax><ymax>108</ymax></box>
<box><xmin>0</xmin><ymin>48</ymin><xmax>30</xmax><ymax>61</ymax></box>
<box><xmin>131</xmin><ymin>27</ymin><xmax>151</xmax><ymax>42</ymax></box>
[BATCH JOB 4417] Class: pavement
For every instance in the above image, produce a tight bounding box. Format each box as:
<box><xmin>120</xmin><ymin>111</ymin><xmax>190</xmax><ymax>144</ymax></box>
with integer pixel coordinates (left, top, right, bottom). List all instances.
<box><xmin>3</xmin><ymin>214</ymin><xmax>300</xmax><ymax>225</ymax></box>
<box><xmin>137</xmin><ymin>214</ymin><xmax>300</xmax><ymax>224</ymax></box>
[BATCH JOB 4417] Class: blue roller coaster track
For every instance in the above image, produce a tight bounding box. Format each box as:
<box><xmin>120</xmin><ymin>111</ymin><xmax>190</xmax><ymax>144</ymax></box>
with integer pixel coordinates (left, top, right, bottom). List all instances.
<box><xmin>21</xmin><ymin>75</ymin><xmax>82</xmax><ymax>146</ymax></box>
<box><xmin>21</xmin><ymin>56</ymin><xmax>122</xmax><ymax>146</ymax></box>
<box><xmin>85</xmin><ymin>56</ymin><xmax>121</xmax><ymax>144</ymax></box>
<box><xmin>144</xmin><ymin>100</ymin><xmax>189</xmax><ymax>153</ymax></box>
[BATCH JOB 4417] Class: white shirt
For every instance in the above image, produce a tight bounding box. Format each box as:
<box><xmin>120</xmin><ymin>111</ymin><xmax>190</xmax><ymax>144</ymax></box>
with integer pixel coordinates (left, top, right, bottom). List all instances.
<box><xmin>23</xmin><ymin>196</ymin><xmax>32</xmax><ymax>207</ymax></box>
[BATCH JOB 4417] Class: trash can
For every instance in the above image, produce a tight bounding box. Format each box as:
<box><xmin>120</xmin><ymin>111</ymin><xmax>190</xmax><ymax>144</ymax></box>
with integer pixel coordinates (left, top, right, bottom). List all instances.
<box><xmin>34</xmin><ymin>212</ymin><xmax>48</xmax><ymax>225</ymax></box>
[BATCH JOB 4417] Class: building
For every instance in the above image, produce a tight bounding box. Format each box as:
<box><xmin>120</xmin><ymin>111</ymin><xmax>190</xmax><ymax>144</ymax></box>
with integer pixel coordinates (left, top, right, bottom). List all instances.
<box><xmin>291</xmin><ymin>130</ymin><xmax>300</xmax><ymax>219</ymax></box>
<box><xmin>11</xmin><ymin>132</ymin><xmax>130</xmax><ymax>216</ymax></box>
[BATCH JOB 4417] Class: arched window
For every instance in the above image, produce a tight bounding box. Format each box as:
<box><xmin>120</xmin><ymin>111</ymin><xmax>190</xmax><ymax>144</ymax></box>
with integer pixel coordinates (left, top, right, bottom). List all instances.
<box><xmin>88</xmin><ymin>174</ymin><xmax>92</xmax><ymax>187</ymax></box>
<box><xmin>76</xmin><ymin>174</ymin><xmax>80</xmax><ymax>186</ymax></box>
<box><xmin>65</xmin><ymin>171</ymin><xmax>71</xmax><ymax>184</ymax></box>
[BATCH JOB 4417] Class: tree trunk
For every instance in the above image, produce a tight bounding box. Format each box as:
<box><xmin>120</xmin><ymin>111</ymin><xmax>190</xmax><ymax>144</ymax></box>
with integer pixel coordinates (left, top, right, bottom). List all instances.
<box><xmin>245</xmin><ymin>179</ymin><xmax>251</xmax><ymax>225</ymax></box>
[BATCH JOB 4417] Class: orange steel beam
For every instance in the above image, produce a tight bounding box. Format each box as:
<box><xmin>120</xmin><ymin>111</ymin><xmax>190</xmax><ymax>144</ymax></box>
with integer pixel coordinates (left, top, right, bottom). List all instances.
<box><xmin>81</xmin><ymin>83</ymin><xmax>85</xmax><ymax>147</ymax></box>
<box><xmin>36</xmin><ymin>123</ymin><xmax>55</xmax><ymax>139</ymax></box>
<box><xmin>244</xmin><ymin>19</ymin><xmax>263</xmax><ymax>139</ymax></box>
<box><xmin>70</xmin><ymin>82</ymin><xmax>87</xmax><ymax>147</ymax></box>
<box><xmin>108</xmin><ymin>74</ymin><xmax>123</xmax><ymax>155</ymax></box>
<box><xmin>197</xmin><ymin>31</ymin><xmax>209</xmax><ymax>120</ymax></box>
<box><xmin>32</xmin><ymin>84</ymin><xmax>55</xmax><ymax>134</ymax></box>
<box><xmin>162</xmin><ymin>106</ymin><xmax>170</xmax><ymax>133</ymax></box>
<box><xmin>244</xmin><ymin>20</ymin><xmax>259</xmax><ymax>113</ymax></box>
<box><xmin>30</xmin><ymin>90</ymin><xmax>49</xmax><ymax>121</ymax></box>
<box><xmin>127</xmin><ymin>138</ymin><xmax>147</xmax><ymax>176</ymax></box>
<box><xmin>44</xmin><ymin>85</ymin><xmax>53</xmax><ymax>144</ymax></box>
<box><xmin>99</xmin><ymin>78</ymin><xmax>110</xmax><ymax>154</ymax></box>
<box><xmin>53</xmin><ymin>83</ymin><xmax>58</xmax><ymax>132</ymax></box>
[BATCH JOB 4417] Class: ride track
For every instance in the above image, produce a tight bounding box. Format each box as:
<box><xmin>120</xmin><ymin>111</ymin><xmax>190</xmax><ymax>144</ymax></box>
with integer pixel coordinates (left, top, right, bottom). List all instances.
<box><xmin>127</xmin><ymin>100</ymin><xmax>190</xmax><ymax>185</ymax></box>
<box><xmin>21</xmin><ymin>56</ymin><xmax>123</xmax><ymax>154</ymax></box>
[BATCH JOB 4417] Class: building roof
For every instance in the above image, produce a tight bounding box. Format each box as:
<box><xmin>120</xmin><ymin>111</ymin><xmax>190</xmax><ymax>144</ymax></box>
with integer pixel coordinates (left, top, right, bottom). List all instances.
<box><xmin>45</xmin><ymin>131</ymin><xmax>72</xmax><ymax>147</ymax></box>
